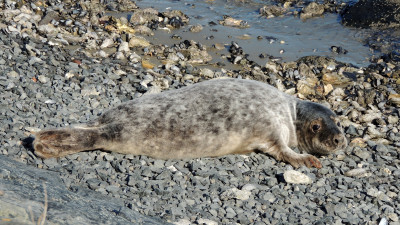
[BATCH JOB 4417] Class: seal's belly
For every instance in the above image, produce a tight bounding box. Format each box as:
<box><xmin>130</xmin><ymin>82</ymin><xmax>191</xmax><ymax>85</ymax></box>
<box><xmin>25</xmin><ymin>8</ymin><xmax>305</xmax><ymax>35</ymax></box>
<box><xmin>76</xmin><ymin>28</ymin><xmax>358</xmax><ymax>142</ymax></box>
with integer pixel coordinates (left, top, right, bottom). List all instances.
<box><xmin>126</xmin><ymin>135</ymin><xmax>248</xmax><ymax>159</ymax></box>
<box><xmin>113</xmin><ymin>132</ymin><xmax>248</xmax><ymax>159</ymax></box>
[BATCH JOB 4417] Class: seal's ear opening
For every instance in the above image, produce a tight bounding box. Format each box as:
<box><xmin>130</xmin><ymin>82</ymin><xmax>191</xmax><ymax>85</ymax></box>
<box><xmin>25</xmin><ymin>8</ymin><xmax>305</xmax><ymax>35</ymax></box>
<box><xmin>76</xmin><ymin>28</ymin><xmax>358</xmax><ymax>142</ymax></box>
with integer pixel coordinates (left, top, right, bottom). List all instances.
<box><xmin>310</xmin><ymin>119</ymin><xmax>323</xmax><ymax>133</ymax></box>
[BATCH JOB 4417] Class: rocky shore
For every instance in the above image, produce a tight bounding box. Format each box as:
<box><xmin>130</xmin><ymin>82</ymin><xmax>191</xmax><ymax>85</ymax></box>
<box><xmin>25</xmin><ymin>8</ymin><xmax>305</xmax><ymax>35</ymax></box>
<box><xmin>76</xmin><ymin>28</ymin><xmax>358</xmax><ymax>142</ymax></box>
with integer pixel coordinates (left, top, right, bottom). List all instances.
<box><xmin>0</xmin><ymin>0</ymin><xmax>399</xmax><ymax>224</ymax></box>
<box><xmin>0</xmin><ymin>155</ymin><xmax>167</xmax><ymax>225</ymax></box>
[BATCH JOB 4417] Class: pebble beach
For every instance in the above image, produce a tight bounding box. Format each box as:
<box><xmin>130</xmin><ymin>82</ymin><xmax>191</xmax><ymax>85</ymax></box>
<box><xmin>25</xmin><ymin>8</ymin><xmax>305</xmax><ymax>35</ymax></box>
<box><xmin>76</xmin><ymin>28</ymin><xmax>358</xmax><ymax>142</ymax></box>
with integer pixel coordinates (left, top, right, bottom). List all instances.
<box><xmin>0</xmin><ymin>0</ymin><xmax>399</xmax><ymax>224</ymax></box>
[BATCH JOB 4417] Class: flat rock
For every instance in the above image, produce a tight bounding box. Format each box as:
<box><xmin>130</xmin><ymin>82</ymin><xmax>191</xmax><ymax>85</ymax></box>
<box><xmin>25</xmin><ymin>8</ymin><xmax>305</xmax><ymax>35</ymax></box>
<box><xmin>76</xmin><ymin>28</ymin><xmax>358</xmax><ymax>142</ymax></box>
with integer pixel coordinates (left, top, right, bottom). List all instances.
<box><xmin>0</xmin><ymin>156</ymin><xmax>168</xmax><ymax>225</ymax></box>
<box><xmin>220</xmin><ymin>187</ymin><xmax>251</xmax><ymax>201</ymax></box>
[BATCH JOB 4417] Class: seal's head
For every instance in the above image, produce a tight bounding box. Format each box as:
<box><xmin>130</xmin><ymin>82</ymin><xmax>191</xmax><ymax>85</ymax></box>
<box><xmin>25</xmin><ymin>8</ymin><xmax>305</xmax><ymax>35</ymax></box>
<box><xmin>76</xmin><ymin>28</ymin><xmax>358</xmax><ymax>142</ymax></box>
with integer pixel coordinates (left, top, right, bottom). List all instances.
<box><xmin>296</xmin><ymin>101</ymin><xmax>347</xmax><ymax>156</ymax></box>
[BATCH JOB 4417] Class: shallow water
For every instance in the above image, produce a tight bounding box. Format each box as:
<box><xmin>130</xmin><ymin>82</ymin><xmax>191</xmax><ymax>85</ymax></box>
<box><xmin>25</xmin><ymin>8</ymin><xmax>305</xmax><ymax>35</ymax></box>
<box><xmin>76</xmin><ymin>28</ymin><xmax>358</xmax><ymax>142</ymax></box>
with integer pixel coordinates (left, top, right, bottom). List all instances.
<box><xmin>134</xmin><ymin>0</ymin><xmax>373</xmax><ymax>67</ymax></box>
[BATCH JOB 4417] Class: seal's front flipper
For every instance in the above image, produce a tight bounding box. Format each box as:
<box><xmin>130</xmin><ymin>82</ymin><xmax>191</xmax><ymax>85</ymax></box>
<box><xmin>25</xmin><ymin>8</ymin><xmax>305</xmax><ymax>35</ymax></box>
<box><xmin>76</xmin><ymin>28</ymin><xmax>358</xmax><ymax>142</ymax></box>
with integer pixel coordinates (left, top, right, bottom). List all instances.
<box><xmin>257</xmin><ymin>143</ymin><xmax>322</xmax><ymax>169</ymax></box>
<box><xmin>283</xmin><ymin>153</ymin><xmax>322</xmax><ymax>169</ymax></box>
<box><xmin>33</xmin><ymin>128</ymin><xmax>101</xmax><ymax>158</ymax></box>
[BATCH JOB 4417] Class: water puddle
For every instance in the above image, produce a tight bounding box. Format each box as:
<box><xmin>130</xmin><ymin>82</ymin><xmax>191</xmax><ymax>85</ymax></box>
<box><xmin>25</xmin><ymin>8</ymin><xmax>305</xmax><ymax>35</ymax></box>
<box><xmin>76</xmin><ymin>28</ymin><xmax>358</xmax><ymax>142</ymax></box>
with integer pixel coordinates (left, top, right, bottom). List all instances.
<box><xmin>131</xmin><ymin>0</ymin><xmax>373</xmax><ymax>67</ymax></box>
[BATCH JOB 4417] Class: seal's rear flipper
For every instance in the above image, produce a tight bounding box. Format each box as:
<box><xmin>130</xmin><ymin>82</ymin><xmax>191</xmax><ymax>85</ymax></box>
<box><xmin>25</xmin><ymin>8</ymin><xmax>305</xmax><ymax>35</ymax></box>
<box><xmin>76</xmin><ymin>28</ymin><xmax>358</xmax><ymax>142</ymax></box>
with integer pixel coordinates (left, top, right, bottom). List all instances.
<box><xmin>33</xmin><ymin>128</ymin><xmax>101</xmax><ymax>158</ymax></box>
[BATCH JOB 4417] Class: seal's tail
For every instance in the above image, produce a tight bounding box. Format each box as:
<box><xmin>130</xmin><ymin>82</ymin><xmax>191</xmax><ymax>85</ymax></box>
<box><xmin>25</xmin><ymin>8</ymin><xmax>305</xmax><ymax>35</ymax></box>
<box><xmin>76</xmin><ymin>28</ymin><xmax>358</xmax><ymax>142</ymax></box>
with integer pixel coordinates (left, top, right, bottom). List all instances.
<box><xmin>33</xmin><ymin>127</ymin><xmax>103</xmax><ymax>158</ymax></box>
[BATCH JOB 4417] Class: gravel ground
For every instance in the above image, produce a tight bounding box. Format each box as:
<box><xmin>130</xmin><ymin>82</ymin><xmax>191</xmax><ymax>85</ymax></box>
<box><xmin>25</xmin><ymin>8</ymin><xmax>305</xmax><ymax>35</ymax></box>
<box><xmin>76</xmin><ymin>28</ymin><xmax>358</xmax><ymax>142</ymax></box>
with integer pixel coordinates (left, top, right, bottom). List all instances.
<box><xmin>1</xmin><ymin>0</ymin><xmax>400</xmax><ymax>224</ymax></box>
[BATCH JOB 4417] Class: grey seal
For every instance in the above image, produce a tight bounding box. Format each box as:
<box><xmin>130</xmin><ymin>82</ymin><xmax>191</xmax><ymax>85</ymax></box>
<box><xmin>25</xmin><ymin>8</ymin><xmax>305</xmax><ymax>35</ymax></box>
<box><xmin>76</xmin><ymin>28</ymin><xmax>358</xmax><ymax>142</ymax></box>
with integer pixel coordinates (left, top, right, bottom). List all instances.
<box><xmin>33</xmin><ymin>78</ymin><xmax>347</xmax><ymax>168</ymax></box>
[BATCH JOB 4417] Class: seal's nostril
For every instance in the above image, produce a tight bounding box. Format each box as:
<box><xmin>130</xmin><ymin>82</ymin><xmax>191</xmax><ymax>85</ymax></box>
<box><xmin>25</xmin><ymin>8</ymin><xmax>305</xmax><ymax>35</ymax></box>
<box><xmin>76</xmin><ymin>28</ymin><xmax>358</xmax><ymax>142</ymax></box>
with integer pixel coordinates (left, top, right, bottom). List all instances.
<box><xmin>333</xmin><ymin>135</ymin><xmax>345</xmax><ymax>146</ymax></box>
<box><xmin>334</xmin><ymin>134</ymin><xmax>344</xmax><ymax>145</ymax></box>
<box><xmin>334</xmin><ymin>138</ymin><xmax>339</xmax><ymax>144</ymax></box>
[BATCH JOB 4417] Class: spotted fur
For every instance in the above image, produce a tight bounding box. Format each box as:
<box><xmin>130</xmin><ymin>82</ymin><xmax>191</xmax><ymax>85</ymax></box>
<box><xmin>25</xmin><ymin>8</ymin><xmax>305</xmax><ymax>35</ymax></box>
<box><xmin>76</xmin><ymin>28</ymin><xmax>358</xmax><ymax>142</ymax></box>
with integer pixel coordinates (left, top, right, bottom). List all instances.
<box><xmin>33</xmin><ymin>78</ymin><xmax>347</xmax><ymax>168</ymax></box>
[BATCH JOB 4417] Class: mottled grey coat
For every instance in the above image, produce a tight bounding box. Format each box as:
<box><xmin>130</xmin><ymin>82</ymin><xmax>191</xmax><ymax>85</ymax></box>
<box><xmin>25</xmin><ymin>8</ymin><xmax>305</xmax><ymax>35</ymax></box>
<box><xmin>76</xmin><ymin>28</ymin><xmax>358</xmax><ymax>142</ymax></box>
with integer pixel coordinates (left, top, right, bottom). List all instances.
<box><xmin>33</xmin><ymin>78</ymin><xmax>347</xmax><ymax>168</ymax></box>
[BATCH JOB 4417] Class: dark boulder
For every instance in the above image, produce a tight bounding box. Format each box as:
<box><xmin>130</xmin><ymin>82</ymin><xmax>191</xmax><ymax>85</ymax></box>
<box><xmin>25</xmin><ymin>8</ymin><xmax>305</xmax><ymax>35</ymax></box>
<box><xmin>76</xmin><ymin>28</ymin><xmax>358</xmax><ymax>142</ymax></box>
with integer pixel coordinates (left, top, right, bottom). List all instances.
<box><xmin>341</xmin><ymin>0</ymin><xmax>400</xmax><ymax>29</ymax></box>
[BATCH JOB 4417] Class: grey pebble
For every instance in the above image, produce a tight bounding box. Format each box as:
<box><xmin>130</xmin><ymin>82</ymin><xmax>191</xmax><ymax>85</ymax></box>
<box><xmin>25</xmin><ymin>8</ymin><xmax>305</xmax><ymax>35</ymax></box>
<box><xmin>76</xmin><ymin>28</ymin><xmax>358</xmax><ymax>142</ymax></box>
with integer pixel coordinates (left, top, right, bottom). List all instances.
<box><xmin>106</xmin><ymin>185</ymin><xmax>120</xmax><ymax>193</ymax></box>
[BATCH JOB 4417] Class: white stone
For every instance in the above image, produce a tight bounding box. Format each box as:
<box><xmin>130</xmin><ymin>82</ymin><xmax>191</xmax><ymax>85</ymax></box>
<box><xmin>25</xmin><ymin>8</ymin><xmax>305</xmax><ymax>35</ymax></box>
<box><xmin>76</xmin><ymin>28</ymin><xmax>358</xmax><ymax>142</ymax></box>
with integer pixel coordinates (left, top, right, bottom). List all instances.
<box><xmin>221</xmin><ymin>187</ymin><xmax>251</xmax><ymax>201</ymax></box>
<box><xmin>38</xmin><ymin>75</ymin><xmax>49</xmax><ymax>83</ymax></box>
<box><xmin>114</xmin><ymin>52</ymin><xmax>125</xmax><ymax>60</ymax></box>
<box><xmin>100</xmin><ymin>38</ymin><xmax>114</xmax><ymax>48</ymax></box>
<box><xmin>378</xmin><ymin>218</ymin><xmax>388</xmax><ymax>225</ymax></box>
<box><xmin>25</xmin><ymin>127</ymin><xmax>41</xmax><ymax>133</ymax></box>
<box><xmin>44</xmin><ymin>99</ymin><xmax>56</xmax><ymax>104</ymax></box>
<box><xmin>283</xmin><ymin>170</ymin><xmax>312</xmax><ymax>184</ymax></box>
<box><xmin>128</xmin><ymin>52</ymin><xmax>141</xmax><ymax>63</ymax></box>
<box><xmin>241</xmin><ymin>184</ymin><xmax>257</xmax><ymax>191</ymax></box>
<box><xmin>65</xmin><ymin>72</ymin><xmax>75</xmax><ymax>79</ymax></box>
<box><xmin>200</xmin><ymin>68</ymin><xmax>214</xmax><ymax>78</ymax></box>
<box><xmin>97</xmin><ymin>50</ymin><xmax>108</xmax><ymax>58</ymax></box>
<box><xmin>344</xmin><ymin>168</ymin><xmax>370</xmax><ymax>177</ymax></box>
<box><xmin>167</xmin><ymin>165</ymin><xmax>177</xmax><ymax>172</ymax></box>
<box><xmin>118</xmin><ymin>41</ymin><xmax>130</xmax><ymax>52</ymax></box>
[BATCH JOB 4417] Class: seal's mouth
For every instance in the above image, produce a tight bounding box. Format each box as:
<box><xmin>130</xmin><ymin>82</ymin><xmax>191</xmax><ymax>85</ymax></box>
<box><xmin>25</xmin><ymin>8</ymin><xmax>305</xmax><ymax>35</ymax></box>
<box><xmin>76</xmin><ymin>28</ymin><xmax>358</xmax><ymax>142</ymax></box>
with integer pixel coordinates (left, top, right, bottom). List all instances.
<box><xmin>300</xmin><ymin>133</ymin><xmax>347</xmax><ymax>156</ymax></box>
<box><xmin>311</xmin><ymin>134</ymin><xmax>348</xmax><ymax>156</ymax></box>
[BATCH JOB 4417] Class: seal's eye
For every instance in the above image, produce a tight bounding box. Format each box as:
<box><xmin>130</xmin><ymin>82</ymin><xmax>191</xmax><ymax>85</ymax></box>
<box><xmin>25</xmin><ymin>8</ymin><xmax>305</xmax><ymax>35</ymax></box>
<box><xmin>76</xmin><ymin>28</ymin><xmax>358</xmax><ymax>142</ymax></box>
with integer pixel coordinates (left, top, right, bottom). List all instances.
<box><xmin>337</xmin><ymin>122</ymin><xmax>341</xmax><ymax>127</ymax></box>
<box><xmin>312</xmin><ymin>124</ymin><xmax>320</xmax><ymax>132</ymax></box>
